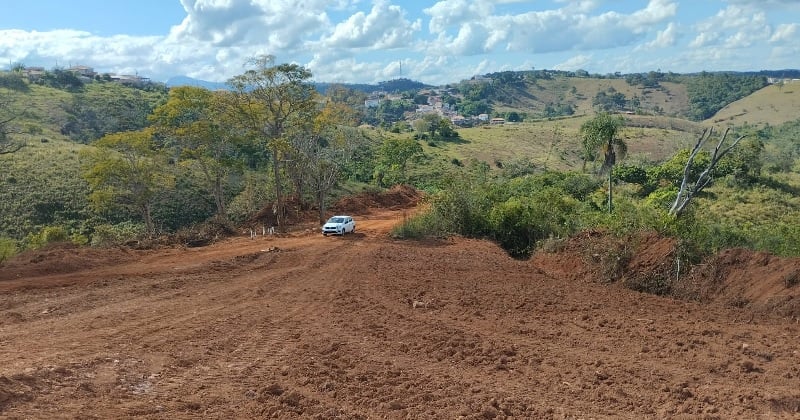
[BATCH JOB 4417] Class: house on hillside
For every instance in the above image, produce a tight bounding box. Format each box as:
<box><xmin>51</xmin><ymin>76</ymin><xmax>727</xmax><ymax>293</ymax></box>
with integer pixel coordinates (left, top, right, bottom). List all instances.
<box><xmin>68</xmin><ymin>65</ymin><xmax>96</xmax><ymax>78</ymax></box>
<box><xmin>22</xmin><ymin>67</ymin><xmax>45</xmax><ymax>82</ymax></box>
<box><xmin>450</xmin><ymin>115</ymin><xmax>467</xmax><ymax>126</ymax></box>
<box><xmin>110</xmin><ymin>74</ymin><xmax>150</xmax><ymax>86</ymax></box>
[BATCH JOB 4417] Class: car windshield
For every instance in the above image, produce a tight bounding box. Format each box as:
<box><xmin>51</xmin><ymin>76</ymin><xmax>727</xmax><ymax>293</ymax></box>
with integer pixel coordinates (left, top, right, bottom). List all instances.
<box><xmin>328</xmin><ymin>217</ymin><xmax>345</xmax><ymax>224</ymax></box>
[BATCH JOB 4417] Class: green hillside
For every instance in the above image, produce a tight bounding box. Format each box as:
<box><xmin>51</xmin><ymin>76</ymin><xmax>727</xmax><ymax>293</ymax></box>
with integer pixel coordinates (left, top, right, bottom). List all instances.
<box><xmin>1</xmin><ymin>67</ymin><xmax>800</xmax><ymax>260</ymax></box>
<box><xmin>487</xmin><ymin>75</ymin><xmax>690</xmax><ymax>118</ymax></box>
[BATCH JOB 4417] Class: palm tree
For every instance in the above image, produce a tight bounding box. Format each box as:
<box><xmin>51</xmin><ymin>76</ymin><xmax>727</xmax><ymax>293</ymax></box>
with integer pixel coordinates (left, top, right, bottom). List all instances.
<box><xmin>581</xmin><ymin>113</ymin><xmax>627</xmax><ymax>212</ymax></box>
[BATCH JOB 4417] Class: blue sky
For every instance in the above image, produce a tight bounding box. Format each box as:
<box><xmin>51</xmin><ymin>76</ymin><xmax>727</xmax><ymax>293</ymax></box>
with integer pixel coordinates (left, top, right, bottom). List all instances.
<box><xmin>1</xmin><ymin>0</ymin><xmax>798</xmax><ymax>85</ymax></box>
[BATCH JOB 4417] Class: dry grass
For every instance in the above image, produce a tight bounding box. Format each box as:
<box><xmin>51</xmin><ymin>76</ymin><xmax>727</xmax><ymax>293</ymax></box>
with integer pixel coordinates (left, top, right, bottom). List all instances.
<box><xmin>706</xmin><ymin>83</ymin><xmax>800</xmax><ymax>127</ymax></box>
<box><xmin>429</xmin><ymin>118</ymin><xmax>698</xmax><ymax>172</ymax></box>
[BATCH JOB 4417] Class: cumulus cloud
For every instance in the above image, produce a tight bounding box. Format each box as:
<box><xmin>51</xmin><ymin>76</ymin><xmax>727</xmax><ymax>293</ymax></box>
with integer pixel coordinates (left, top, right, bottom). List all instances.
<box><xmin>770</xmin><ymin>23</ymin><xmax>798</xmax><ymax>43</ymax></box>
<box><xmin>424</xmin><ymin>0</ymin><xmax>493</xmax><ymax>34</ymax></box>
<box><xmin>689</xmin><ymin>4</ymin><xmax>773</xmax><ymax>50</ymax></box>
<box><xmin>423</xmin><ymin>0</ymin><xmax>677</xmax><ymax>56</ymax></box>
<box><xmin>0</xmin><ymin>0</ymin><xmax>798</xmax><ymax>85</ymax></box>
<box><xmin>637</xmin><ymin>22</ymin><xmax>679</xmax><ymax>51</ymax></box>
<box><xmin>553</xmin><ymin>54</ymin><xmax>593</xmax><ymax>71</ymax></box>
<box><xmin>0</xmin><ymin>29</ymin><xmax>162</xmax><ymax>74</ymax></box>
<box><xmin>323</xmin><ymin>0</ymin><xmax>421</xmax><ymax>49</ymax></box>
<box><xmin>170</xmin><ymin>0</ymin><xmax>329</xmax><ymax>50</ymax></box>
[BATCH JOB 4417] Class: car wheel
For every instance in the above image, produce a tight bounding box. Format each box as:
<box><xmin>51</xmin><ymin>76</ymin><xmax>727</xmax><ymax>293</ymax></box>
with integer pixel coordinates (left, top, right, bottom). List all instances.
<box><xmin>323</xmin><ymin>233</ymin><xmax>328</xmax><ymax>236</ymax></box>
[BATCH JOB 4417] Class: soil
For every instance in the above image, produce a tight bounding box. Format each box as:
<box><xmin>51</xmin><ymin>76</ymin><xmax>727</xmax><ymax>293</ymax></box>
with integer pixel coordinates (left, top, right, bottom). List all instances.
<box><xmin>1</xmin><ymin>186</ymin><xmax>800</xmax><ymax>419</ymax></box>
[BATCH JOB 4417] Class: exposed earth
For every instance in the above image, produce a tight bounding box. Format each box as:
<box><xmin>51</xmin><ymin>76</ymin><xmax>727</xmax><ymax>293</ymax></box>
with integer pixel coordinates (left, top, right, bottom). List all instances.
<box><xmin>1</xmin><ymin>186</ymin><xmax>799</xmax><ymax>419</ymax></box>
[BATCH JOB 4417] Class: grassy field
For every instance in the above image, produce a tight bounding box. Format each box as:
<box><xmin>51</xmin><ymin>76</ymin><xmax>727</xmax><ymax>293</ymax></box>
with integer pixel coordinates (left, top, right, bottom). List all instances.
<box><xmin>3</xmin><ymin>84</ymin><xmax>73</xmax><ymax>140</ymax></box>
<box><xmin>422</xmin><ymin>116</ymin><xmax>700</xmax><ymax>173</ymax></box>
<box><xmin>0</xmin><ymin>135</ymin><xmax>91</xmax><ymax>239</ymax></box>
<box><xmin>491</xmin><ymin>76</ymin><xmax>691</xmax><ymax>118</ymax></box>
<box><xmin>706</xmin><ymin>83</ymin><xmax>800</xmax><ymax>128</ymax></box>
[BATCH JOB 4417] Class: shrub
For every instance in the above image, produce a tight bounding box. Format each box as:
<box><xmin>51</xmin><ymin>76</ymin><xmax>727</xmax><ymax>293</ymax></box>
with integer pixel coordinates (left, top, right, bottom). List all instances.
<box><xmin>0</xmin><ymin>237</ymin><xmax>18</xmax><ymax>263</ymax></box>
<box><xmin>90</xmin><ymin>222</ymin><xmax>145</xmax><ymax>247</ymax></box>
<box><xmin>489</xmin><ymin>188</ymin><xmax>579</xmax><ymax>258</ymax></box>
<box><xmin>392</xmin><ymin>212</ymin><xmax>444</xmax><ymax>239</ymax></box>
<box><xmin>25</xmin><ymin>226</ymin><xmax>69</xmax><ymax>250</ymax></box>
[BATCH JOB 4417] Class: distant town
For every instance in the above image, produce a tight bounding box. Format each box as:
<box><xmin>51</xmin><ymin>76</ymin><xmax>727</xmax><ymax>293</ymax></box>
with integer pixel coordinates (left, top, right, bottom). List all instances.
<box><xmin>6</xmin><ymin>64</ymin><xmax>154</xmax><ymax>87</ymax></box>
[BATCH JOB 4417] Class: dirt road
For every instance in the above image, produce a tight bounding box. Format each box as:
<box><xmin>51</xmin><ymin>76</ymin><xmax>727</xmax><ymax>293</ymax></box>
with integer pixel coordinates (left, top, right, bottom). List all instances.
<box><xmin>1</xmin><ymin>209</ymin><xmax>799</xmax><ymax>419</ymax></box>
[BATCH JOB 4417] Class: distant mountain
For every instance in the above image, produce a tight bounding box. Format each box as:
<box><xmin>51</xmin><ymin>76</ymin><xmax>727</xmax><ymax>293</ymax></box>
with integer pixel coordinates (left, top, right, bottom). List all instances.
<box><xmin>165</xmin><ymin>76</ymin><xmax>229</xmax><ymax>90</ymax></box>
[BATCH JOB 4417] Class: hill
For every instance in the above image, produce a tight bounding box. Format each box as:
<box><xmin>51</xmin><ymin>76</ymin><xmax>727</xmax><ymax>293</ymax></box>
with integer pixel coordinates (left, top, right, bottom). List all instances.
<box><xmin>486</xmin><ymin>75</ymin><xmax>690</xmax><ymax>118</ymax></box>
<box><xmin>707</xmin><ymin>82</ymin><xmax>800</xmax><ymax>127</ymax></box>
<box><xmin>2</xmin><ymin>67</ymin><xmax>800</xmax><ymax>246</ymax></box>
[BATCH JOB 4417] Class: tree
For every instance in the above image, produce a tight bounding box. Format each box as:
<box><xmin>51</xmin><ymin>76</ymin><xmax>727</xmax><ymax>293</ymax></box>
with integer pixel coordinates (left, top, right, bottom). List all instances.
<box><xmin>149</xmin><ymin>86</ymin><xmax>242</xmax><ymax>218</ymax></box>
<box><xmin>228</xmin><ymin>55</ymin><xmax>317</xmax><ymax>231</ymax></box>
<box><xmin>374</xmin><ymin>137</ymin><xmax>423</xmax><ymax>187</ymax></box>
<box><xmin>413</xmin><ymin>114</ymin><xmax>457</xmax><ymax>140</ymax></box>
<box><xmin>292</xmin><ymin>102</ymin><xmax>360</xmax><ymax>222</ymax></box>
<box><xmin>669</xmin><ymin>127</ymin><xmax>746</xmax><ymax>217</ymax></box>
<box><xmin>82</xmin><ymin>129</ymin><xmax>174</xmax><ymax>235</ymax></box>
<box><xmin>581</xmin><ymin>113</ymin><xmax>626</xmax><ymax>212</ymax></box>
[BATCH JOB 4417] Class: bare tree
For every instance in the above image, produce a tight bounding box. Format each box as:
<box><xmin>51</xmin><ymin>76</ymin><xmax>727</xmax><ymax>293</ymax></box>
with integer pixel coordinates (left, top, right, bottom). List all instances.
<box><xmin>669</xmin><ymin>127</ymin><xmax>746</xmax><ymax>217</ymax></box>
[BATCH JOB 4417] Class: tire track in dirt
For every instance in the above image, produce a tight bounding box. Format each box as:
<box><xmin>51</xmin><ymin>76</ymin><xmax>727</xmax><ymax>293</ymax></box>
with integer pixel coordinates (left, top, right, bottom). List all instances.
<box><xmin>2</xmin><ymin>209</ymin><xmax>800</xmax><ymax>418</ymax></box>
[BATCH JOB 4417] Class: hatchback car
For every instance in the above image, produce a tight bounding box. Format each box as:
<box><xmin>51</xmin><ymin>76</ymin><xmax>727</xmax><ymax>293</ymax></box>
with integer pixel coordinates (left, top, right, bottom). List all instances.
<box><xmin>322</xmin><ymin>215</ymin><xmax>355</xmax><ymax>236</ymax></box>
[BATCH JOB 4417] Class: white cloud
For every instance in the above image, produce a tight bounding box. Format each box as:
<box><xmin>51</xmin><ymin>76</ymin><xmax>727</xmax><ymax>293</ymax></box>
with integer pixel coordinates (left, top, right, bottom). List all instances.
<box><xmin>689</xmin><ymin>31</ymin><xmax>720</xmax><ymax>48</ymax></box>
<box><xmin>424</xmin><ymin>0</ymin><xmax>493</xmax><ymax>34</ymax></box>
<box><xmin>770</xmin><ymin>23</ymin><xmax>798</xmax><ymax>43</ymax></box>
<box><xmin>0</xmin><ymin>1</ymin><xmax>798</xmax><ymax>85</ymax></box>
<box><xmin>323</xmin><ymin>0</ymin><xmax>421</xmax><ymax>49</ymax></box>
<box><xmin>553</xmin><ymin>54</ymin><xmax>593</xmax><ymax>71</ymax></box>
<box><xmin>423</xmin><ymin>0</ymin><xmax>677</xmax><ymax>56</ymax></box>
<box><xmin>690</xmin><ymin>5</ymin><xmax>772</xmax><ymax>50</ymax></box>
<box><xmin>637</xmin><ymin>22</ymin><xmax>679</xmax><ymax>51</ymax></box>
<box><xmin>170</xmin><ymin>0</ymin><xmax>329</xmax><ymax>50</ymax></box>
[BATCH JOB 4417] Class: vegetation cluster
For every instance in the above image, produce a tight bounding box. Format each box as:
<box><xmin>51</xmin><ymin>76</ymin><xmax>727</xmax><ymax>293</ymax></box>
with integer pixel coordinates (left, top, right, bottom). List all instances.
<box><xmin>1</xmin><ymin>62</ymin><xmax>799</xmax><ymax>282</ymax></box>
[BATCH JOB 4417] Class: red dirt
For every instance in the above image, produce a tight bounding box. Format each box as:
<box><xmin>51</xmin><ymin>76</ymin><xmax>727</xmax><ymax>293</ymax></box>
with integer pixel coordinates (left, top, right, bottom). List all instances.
<box><xmin>2</xmin><ymin>189</ymin><xmax>800</xmax><ymax>419</ymax></box>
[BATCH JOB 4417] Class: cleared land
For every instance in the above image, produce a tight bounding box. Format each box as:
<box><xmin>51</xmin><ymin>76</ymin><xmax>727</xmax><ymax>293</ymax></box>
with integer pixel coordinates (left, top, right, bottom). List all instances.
<box><xmin>1</xmin><ymin>192</ymin><xmax>800</xmax><ymax>419</ymax></box>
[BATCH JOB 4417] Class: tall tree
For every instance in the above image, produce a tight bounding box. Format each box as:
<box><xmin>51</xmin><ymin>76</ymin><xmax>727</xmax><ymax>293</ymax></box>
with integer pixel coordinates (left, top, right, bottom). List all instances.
<box><xmin>581</xmin><ymin>113</ymin><xmax>626</xmax><ymax>212</ymax></box>
<box><xmin>149</xmin><ymin>86</ymin><xmax>242</xmax><ymax>218</ymax></box>
<box><xmin>82</xmin><ymin>129</ymin><xmax>174</xmax><ymax>235</ymax></box>
<box><xmin>292</xmin><ymin>101</ymin><xmax>360</xmax><ymax>222</ymax></box>
<box><xmin>228</xmin><ymin>55</ymin><xmax>317</xmax><ymax>231</ymax></box>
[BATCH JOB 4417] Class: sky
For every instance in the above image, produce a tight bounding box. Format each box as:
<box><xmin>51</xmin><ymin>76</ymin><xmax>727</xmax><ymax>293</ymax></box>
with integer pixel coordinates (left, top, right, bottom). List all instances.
<box><xmin>0</xmin><ymin>0</ymin><xmax>799</xmax><ymax>86</ymax></box>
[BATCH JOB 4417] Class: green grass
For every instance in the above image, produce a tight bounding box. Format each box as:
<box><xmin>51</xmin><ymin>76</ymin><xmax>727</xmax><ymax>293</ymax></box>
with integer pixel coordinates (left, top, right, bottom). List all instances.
<box><xmin>0</xmin><ymin>136</ymin><xmax>92</xmax><ymax>239</ymax></box>
<box><xmin>416</xmin><ymin>118</ymin><xmax>699</xmax><ymax>175</ymax></box>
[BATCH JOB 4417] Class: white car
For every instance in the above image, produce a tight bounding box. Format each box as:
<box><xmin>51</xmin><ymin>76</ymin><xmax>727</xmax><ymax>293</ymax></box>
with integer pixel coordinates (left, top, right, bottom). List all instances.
<box><xmin>322</xmin><ymin>215</ymin><xmax>355</xmax><ymax>236</ymax></box>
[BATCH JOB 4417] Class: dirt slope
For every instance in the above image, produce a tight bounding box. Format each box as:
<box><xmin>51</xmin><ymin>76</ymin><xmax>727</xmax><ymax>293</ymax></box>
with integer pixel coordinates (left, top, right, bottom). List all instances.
<box><xmin>2</xmin><ymin>202</ymin><xmax>800</xmax><ymax>418</ymax></box>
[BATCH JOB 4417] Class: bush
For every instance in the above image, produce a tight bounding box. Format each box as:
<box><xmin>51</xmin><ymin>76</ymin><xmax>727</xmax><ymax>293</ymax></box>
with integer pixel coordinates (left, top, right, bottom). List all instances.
<box><xmin>0</xmin><ymin>237</ymin><xmax>18</xmax><ymax>263</ymax></box>
<box><xmin>392</xmin><ymin>212</ymin><xmax>446</xmax><ymax>239</ymax></box>
<box><xmin>90</xmin><ymin>222</ymin><xmax>145</xmax><ymax>247</ymax></box>
<box><xmin>25</xmin><ymin>226</ymin><xmax>69</xmax><ymax>250</ymax></box>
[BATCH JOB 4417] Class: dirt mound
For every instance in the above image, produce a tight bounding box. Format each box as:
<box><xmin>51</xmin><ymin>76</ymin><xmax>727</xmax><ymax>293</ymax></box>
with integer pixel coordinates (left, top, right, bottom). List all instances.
<box><xmin>681</xmin><ymin>248</ymin><xmax>800</xmax><ymax>316</ymax></box>
<box><xmin>536</xmin><ymin>230</ymin><xmax>800</xmax><ymax>317</ymax></box>
<box><xmin>330</xmin><ymin>184</ymin><xmax>422</xmax><ymax>214</ymax></box>
<box><xmin>0</xmin><ymin>243</ymin><xmax>140</xmax><ymax>282</ymax></box>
